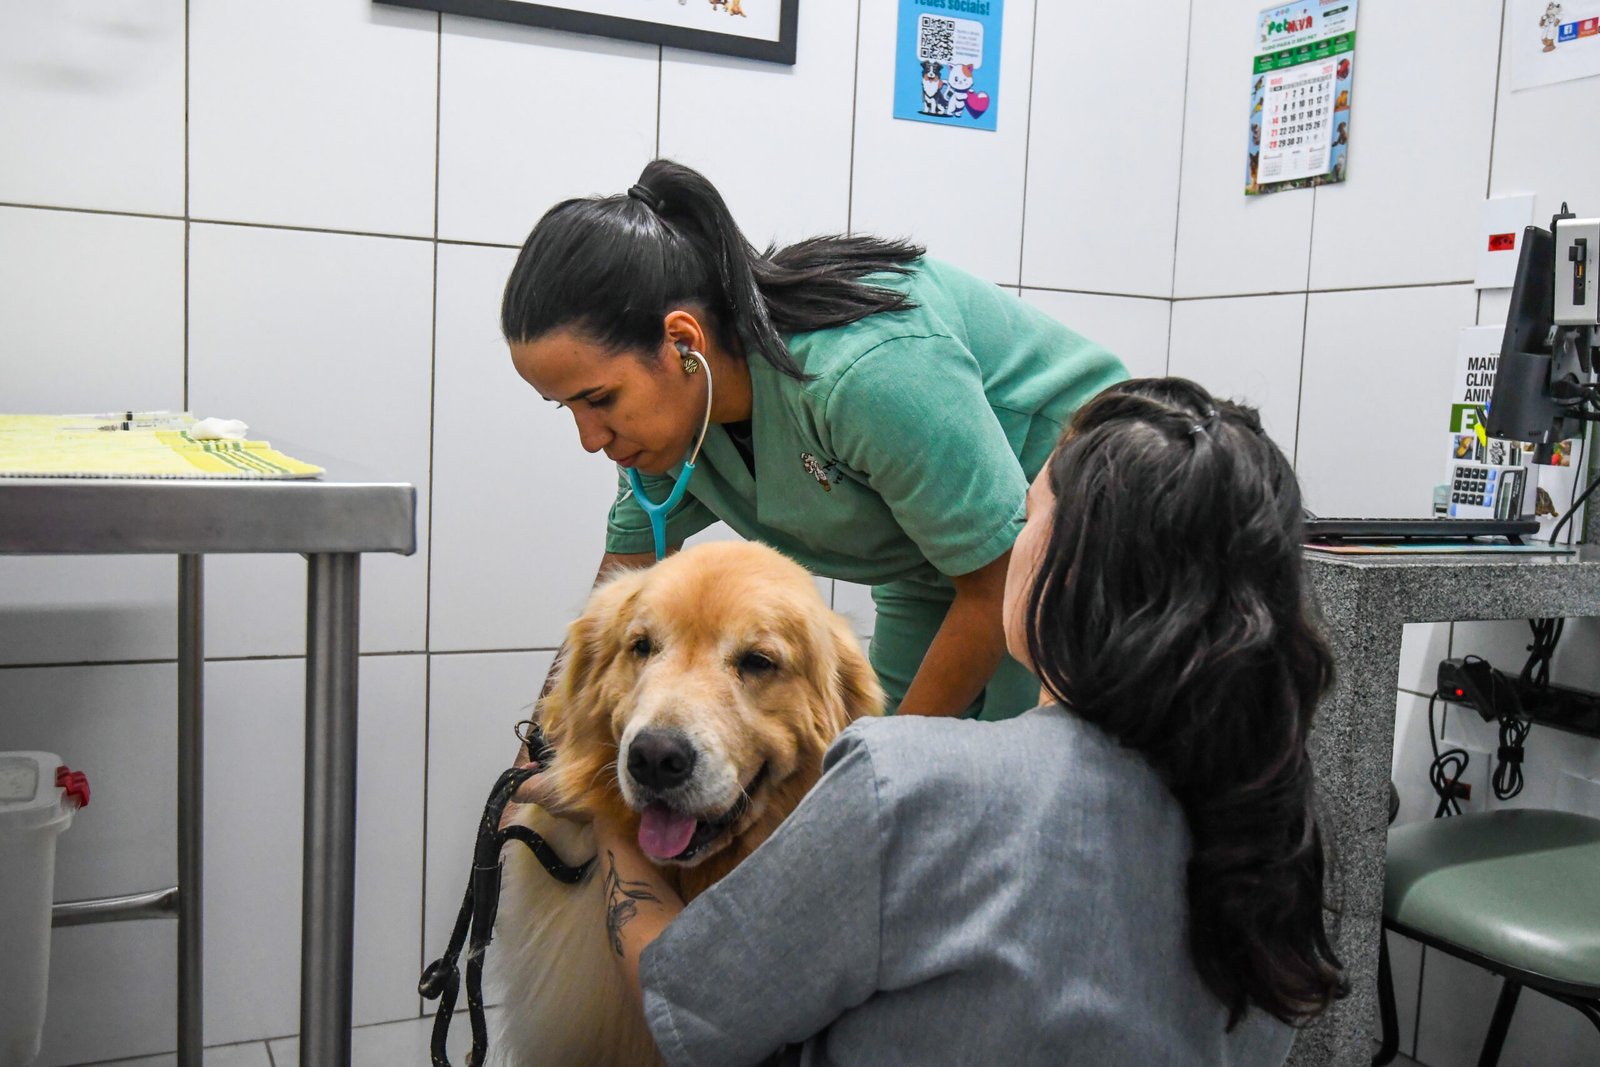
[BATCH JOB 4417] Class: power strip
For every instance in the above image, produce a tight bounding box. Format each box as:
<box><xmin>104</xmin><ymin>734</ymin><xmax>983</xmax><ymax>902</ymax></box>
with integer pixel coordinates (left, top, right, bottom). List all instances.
<box><xmin>1436</xmin><ymin>657</ymin><xmax>1600</xmax><ymax>741</ymax></box>
<box><xmin>1516</xmin><ymin>680</ymin><xmax>1600</xmax><ymax>740</ymax></box>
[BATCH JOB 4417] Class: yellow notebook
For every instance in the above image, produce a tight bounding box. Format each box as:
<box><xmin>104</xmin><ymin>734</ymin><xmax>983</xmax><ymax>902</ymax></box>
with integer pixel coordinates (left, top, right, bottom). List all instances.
<box><xmin>0</xmin><ymin>413</ymin><xmax>324</xmax><ymax>480</ymax></box>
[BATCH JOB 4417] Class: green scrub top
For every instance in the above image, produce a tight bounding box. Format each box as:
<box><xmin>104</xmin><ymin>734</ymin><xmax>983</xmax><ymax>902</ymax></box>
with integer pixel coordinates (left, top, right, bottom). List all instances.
<box><xmin>605</xmin><ymin>258</ymin><xmax>1128</xmax><ymax>719</ymax></box>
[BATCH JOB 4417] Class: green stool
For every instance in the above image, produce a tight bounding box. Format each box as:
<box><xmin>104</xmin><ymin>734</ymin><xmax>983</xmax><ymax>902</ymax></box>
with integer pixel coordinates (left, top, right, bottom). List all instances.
<box><xmin>1375</xmin><ymin>809</ymin><xmax>1600</xmax><ymax>1066</ymax></box>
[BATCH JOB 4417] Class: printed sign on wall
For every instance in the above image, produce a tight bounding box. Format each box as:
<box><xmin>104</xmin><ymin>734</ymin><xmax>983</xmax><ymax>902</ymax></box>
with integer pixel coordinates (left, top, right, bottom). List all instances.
<box><xmin>1512</xmin><ymin>0</ymin><xmax>1600</xmax><ymax>91</ymax></box>
<box><xmin>893</xmin><ymin>0</ymin><xmax>1003</xmax><ymax>131</ymax></box>
<box><xmin>1247</xmin><ymin>1</ymin><xmax>1358</xmax><ymax>196</ymax></box>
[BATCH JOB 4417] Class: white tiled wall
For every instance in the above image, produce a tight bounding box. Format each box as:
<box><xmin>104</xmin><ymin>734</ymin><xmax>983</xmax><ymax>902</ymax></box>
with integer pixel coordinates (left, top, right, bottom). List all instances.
<box><xmin>0</xmin><ymin>207</ymin><xmax>187</xmax><ymax>668</ymax></box>
<box><xmin>1019</xmin><ymin>0</ymin><xmax>1191</xmax><ymax>298</ymax></box>
<box><xmin>428</xmin><ymin>242</ymin><xmax>622</xmax><ymax>652</ymax></box>
<box><xmin>658</xmin><ymin>0</ymin><xmax>858</xmax><ymax>248</ymax></box>
<box><xmin>1166</xmin><ymin>294</ymin><xmax>1305</xmax><ymax>457</ymax></box>
<box><xmin>1171</xmin><ymin>1</ymin><xmax>1314</xmax><ymax>299</ymax></box>
<box><xmin>6</xmin><ymin>2</ymin><xmax>1600</xmax><ymax>1065</ymax></box>
<box><xmin>437</xmin><ymin>19</ymin><xmax>659</xmax><ymax>247</ymax></box>
<box><xmin>1304</xmin><ymin>0</ymin><xmax>1502</xmax><ymax>291</ymax></box>
<box><xmin>187</xmin><ymin>222</ymin><xmax>436</xmax><ymax>657</ymax></box>
<box><xmin>0</xmin><ymin>4</ymin><xmax>186</xmax><ymax>216</ymax></box>
<box><xmin>1019</xmin><ymin>290</ymin><xmax>1172</xmax><ymax>382</ymax></box>
<box><xmin>848</xmin><ymin>0</ymin><xmax>1038</xmax><ymax>286</ymax></box>
<box><xmin>1296</xmin><ymin>285</ymin><xmax>1479</xmax><ymax>518</ymax></box>
<box><xmin>188</xmin><ymin>0</ymin><xmax>440</xmax><ymax>236</ymax></box>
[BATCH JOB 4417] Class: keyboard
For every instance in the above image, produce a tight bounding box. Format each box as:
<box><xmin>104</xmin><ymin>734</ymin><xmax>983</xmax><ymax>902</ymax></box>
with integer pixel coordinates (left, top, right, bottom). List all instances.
<box><xmin>1303</xmin><ymin>517</ymin><xmax>1541</xmax><ymax>544</ymax></box>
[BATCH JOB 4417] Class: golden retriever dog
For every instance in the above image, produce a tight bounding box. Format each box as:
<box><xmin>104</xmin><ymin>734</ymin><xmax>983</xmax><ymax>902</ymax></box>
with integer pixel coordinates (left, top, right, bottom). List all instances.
<box><xmin>493</xmin><ymin>541</ymin><xmax>884</xmax><ymax>1066</ymax></box>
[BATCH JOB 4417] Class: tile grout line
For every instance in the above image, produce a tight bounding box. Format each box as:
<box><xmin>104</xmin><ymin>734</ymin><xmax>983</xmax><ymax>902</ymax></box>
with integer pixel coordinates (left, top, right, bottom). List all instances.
<box><xmin>420</xmin><ymin>8</ymin><xmax>444</xmax><ymax>996</ymax></box>
<box><xmin>1290</xmin><ymin>171</ymin><xmax>1320</xmax><ymax>468</ymax></box>
<box><xmin>1484</xmin><ymin>0</ymin><xmax>1509</xmax><ymax>201</ymax></box>
<box><xmin>1165</xmin><ymin>0</ymin><xmax>1197</xmax><ymax>373</ymax></box>
<box><xmin>0</xmin><ymin>199</ymin><xmax>492</xmax><ymax>254</ymax></box>
<box><xmin>1013</xmin><ymin>0</ymin><xmax>1041</xmax><ymax>290</ymax></box>
<box><xmin>183</xmin><ymin>0</ymin><xmax>191</xmax><ymax>410</ymax></box>
<box><xmin>1291</xmin><ymin>285</ymin><xmax>1311</xmax><ymax>469</ymax></box>
<box><xmin>1173</xmin><ymin>278</ymin><xmax>1478</xmax><ymax>300</ymax></box>
<box><xmin>1474</xmin><ymin>0</ymin><xmax>1510</xmax><ymax>336</ymax></box>
<box><xmin>0</xmin><ymin>195</ymin><xmax>1480</xmax><ymax>301</ymax></box>
<box><xmin>845</xmin><ymin>0</ymin><xmax>862</xmax><ymax>236</ymax></box>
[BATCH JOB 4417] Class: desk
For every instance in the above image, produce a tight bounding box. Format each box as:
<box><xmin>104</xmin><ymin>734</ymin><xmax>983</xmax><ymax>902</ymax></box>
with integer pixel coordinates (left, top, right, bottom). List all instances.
<box><xmin>1291</xmin><ymin>544</ymin><xmax>1600</xmax><ymax>1067</ymax></box>
<box><xmin>0</xmin><ymin>463</ymin><xmax>415</xmax><ymax>1066</ymax></box>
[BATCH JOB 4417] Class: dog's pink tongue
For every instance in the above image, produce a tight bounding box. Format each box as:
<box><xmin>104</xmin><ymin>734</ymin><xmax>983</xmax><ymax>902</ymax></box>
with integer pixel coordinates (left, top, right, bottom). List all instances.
<box><xmin>639</xmin><ymin>803</ymin><xmax>698</xmax><ymax>860</ymax></box>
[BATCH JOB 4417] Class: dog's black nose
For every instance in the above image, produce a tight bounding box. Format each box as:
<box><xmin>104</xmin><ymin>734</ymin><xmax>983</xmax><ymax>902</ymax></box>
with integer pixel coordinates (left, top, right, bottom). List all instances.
<box><xmin>626</xmin><ymin>729</ymin><xmax>697</xmax><ymax>791</ymax></box>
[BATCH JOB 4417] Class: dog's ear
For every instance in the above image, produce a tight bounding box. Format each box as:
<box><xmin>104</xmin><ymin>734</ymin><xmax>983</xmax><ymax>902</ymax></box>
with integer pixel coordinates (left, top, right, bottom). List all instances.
<box><xmin>826</xmin><ymin>615</ymin><xmax>885</xmax><ymax>727</ymax></box>
<box><xmin>541</xmin><ymin>567</ymin><xmax>648</xmax><ymax>743</ymax></box>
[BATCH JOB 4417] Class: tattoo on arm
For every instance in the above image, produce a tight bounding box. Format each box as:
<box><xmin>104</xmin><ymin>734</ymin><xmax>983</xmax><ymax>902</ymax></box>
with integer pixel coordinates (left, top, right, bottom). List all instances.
<box><xmin>603</xmin><ymin>849</ymin><xmax>662</xmax><ymax>957</ymax></box>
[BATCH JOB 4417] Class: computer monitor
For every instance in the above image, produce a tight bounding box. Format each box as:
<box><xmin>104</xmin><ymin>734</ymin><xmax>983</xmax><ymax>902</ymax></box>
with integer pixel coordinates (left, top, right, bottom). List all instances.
<box><xmin>1485</xmin><ymin>224</ymin><xmax>1587</xmax><ymax>455</ymax></box>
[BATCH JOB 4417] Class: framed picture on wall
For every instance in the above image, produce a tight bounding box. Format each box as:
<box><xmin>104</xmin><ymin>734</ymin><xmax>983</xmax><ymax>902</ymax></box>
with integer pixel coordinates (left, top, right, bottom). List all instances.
<box><xmin>380</xmin><ymin>0</ymin><xmax>799</xmax><ymax>65</ymax></box>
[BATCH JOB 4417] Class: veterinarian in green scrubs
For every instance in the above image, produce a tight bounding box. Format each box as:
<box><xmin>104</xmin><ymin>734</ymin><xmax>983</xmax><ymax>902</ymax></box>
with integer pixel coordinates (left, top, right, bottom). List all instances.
<box><xmin>504</xmin><ymin>159</ymin><xmax>1126</xmax><ymax>721</ymax></box>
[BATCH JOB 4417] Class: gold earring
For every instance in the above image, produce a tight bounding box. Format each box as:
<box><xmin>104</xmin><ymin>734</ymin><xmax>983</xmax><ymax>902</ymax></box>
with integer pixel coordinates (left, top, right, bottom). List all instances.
<box><xmin>680</xmin><ymin>353</ymin><xmax>701</xmax><ymax>374</ymax></box>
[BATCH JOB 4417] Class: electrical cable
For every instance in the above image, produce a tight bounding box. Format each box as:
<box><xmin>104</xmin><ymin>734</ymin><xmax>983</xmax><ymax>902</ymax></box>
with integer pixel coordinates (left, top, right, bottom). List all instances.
<box><xmin>1548</xmin><ymin>474</ymin><xmax>1597</xmax><ymax>545</ymax></box>
<box><xmin>1520</xmin><ymin>617</ymin><xmax>1565</xmax><ymax>688</ymax></box>
<box><xmin>1549</xmin><ymin>427</ymin><xmax>1597</xmax><ymax>545</ymax></box>
<box><xmin>1427</xmin><ymin>692</ymin><xmax>1469</xmax><ymax>818</ymax></box>
<box><xmin>1459</xmin><ymin>654</ymin><xmax>1531</xmax><ymax>803</ymax></box>
<box><xmin>1494</xmin><ymin>714</ymin><xmax>1529</xmax><ymax>802</ymax></box>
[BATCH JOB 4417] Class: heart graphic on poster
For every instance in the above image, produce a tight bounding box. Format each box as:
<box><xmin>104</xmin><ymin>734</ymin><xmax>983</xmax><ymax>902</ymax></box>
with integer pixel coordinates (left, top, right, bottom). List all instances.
<box><xmin>965</xmin><ymin>91</ymin><xmax>991</xmax><ymax>117</ymax></box>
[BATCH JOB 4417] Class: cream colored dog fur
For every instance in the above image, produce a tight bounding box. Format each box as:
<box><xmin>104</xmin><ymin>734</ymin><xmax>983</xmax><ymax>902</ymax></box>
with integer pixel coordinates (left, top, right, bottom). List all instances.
<box><xmin>493</xmin><ymin>541</ymin><xmax>883</xmax><ymax>1065</ymax></box>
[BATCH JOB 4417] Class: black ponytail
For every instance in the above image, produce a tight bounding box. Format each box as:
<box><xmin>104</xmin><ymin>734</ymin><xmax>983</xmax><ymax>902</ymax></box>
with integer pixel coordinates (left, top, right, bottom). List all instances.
<box><xmin>1025</xmin><ymin>377</ymin><xmax>1348</xmax><ymax>1029</ymax></box>
<box><xmin>501</xmin><ymin>159</ymin><xmax>924</xmax><ymax>379</ymax></box>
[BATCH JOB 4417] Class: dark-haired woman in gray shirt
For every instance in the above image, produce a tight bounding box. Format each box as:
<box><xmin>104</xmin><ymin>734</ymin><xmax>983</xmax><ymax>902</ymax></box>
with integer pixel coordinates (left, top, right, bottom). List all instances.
<box><xmin>544</xmin><ymin>377</ymin><xmax>1347</xmax><ymax>1065</ymax></box>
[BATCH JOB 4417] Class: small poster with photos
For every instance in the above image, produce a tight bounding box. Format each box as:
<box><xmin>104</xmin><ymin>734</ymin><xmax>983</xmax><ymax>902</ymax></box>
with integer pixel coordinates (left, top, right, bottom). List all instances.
<box><xmin>1247</xmin><ymin>1</ymin><xmax>1357</xmax><ymax>196</ymax></box>
<box><xmin>1448</xmin><ymin>326</ymin><xmax>1592</xmax><ymax>543</ymax></box>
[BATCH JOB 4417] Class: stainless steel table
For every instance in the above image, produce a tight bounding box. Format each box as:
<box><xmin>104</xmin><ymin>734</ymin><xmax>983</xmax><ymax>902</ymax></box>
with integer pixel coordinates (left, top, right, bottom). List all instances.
<box><xmin>1291</xmin><ymin>543</ymin><xmax>1600</xmax><ymax>1067</ymax></box>
<box><xmin>0</xmin><ymin>461</ymin><xmax>416</xmax><ymax>1066</ymax></box>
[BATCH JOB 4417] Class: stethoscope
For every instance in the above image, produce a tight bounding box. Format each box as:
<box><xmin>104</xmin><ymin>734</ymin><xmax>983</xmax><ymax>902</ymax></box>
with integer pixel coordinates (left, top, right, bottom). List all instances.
<box><xmin>624</xmin><ymin>342</ymin><xmax>714</xmax><ymax>561</ymax></box>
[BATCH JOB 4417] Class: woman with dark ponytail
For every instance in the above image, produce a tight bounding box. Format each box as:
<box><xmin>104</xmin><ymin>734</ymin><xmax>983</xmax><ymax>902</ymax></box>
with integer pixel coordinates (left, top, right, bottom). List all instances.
<box><xmin>522</xmin><ymin>375</ymin><xmax>1346</xmax><ymax>1064</ymax></box>
<box><xmin>503</xmin><ymin>158</ymin><xmax>1126</xmax><ymax>722</ymax></box>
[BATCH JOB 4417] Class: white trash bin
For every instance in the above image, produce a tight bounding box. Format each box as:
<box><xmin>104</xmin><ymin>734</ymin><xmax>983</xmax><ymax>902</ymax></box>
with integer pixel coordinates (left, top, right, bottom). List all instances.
<box><xmin>0</xmin><ymin>753</ymin><xmax>89</xmax><ymax>1067</ymax></box>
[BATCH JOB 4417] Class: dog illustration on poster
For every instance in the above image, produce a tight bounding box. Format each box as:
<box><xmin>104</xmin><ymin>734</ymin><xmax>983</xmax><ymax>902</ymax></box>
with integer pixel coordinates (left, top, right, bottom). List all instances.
<box><xmin>920</xmin><ymin>61</ymin><xmax>945</xmax><ymax>114</ymax></box>
<box><xmin>1541</xmin><ymin>2</ymin><xmax>1563</xmax><ymax>51</ymax></box>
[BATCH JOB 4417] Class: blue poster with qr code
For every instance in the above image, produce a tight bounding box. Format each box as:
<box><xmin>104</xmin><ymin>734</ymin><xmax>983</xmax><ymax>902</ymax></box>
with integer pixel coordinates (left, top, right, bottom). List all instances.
<box><xmin>893</xmin><ymin>0</ymin><xmax>1003</xmax><ymax>131</ymax></box>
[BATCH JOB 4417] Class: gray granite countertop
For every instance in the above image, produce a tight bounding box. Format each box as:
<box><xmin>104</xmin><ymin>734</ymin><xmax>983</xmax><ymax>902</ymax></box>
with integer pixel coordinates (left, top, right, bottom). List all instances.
<box><xmin>1304</xmin><ymin>544</ymin><xmax>1600</xmax><ymax>623</ymax></box>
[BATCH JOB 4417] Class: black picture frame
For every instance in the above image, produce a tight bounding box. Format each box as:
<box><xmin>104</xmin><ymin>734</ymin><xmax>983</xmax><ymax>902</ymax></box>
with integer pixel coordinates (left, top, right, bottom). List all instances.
<box><xmin>381</xmin><ymin>0</ymin><xmax>799</xmax><ymax>65</ymax></box>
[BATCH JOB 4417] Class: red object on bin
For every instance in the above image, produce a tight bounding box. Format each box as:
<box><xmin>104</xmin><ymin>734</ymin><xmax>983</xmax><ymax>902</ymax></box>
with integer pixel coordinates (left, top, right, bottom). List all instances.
<box><xmin>56</xmin><ymin>765</ymin><xmax>90</xmax><ymax>809</ymax></box>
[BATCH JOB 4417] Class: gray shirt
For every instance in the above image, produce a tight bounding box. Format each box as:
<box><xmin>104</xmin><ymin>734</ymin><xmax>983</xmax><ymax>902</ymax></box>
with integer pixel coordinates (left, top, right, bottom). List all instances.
<box><xmin>640</xmin><ymin>706</ymin><xmax>1297</xmax><ymax>1066</ymax></box>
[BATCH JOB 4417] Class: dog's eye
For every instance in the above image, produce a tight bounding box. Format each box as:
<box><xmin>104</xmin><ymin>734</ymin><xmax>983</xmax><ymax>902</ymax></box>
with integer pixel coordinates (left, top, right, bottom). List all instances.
<box><xmin>737</xmin><ymin>650</ymin><xmax>779</xmax><ymax>677</ymax></box>
<box><xmin>630</xmin><ymin>635</ymin><xmax>653</xmax><ymax>659</ymax></box>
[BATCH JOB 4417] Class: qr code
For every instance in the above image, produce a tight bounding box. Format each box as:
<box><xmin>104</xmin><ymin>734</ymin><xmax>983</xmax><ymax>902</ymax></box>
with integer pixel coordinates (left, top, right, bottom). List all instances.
<box><xmin>918</xmin><ymin>15</ymin><xmax>956</xmax><ymax>63</ymax></box>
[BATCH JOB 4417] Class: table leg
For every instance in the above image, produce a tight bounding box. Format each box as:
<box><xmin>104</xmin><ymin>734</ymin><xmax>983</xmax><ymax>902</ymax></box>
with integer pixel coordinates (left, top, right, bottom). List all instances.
<box><xmin>301</xmin><ymin>553</ymin><xmax>360</xmax><ymax>1067</ymax></box>
<box><xmin>177</xmin><ymin>555</ymin><xmax>203</xmax><ymax>1067</ymax></box>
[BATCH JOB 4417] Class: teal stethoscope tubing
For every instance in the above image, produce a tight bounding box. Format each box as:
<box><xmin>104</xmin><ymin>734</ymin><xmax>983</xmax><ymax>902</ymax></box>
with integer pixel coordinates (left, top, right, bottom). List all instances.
<box><xmin>625</xmin><ymin>348</ymin><xmax>714</xmax><ymax>561</ymax></box>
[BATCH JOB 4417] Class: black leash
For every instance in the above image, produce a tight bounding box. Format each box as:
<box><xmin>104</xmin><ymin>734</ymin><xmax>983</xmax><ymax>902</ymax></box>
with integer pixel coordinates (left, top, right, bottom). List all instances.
<box><xmin>418</xmin><ymin>724</ymin><xmax>595</xmax><ymax>1067</ymax></box>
